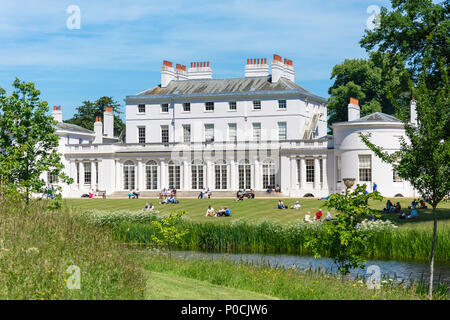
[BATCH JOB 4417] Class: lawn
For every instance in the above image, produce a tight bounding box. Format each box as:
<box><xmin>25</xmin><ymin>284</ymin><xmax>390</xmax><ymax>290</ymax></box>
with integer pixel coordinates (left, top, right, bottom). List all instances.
<box><xmin>64</xmin><ymin>197</ymin><xmax>450</xmax><ymax>230</ymax></box>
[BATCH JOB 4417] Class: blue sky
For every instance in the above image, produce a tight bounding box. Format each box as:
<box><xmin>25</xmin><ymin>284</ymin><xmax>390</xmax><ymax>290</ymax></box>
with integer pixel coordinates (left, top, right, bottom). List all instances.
<box><xmin>0</xmin><ymin>0</ymin><xmax>392</xmax><ymax>120</ymax></box>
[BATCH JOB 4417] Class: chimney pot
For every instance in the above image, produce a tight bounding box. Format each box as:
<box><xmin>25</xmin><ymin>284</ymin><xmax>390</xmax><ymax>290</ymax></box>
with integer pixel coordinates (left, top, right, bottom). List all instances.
<box><xmin>349</xmin><ymin>97</ymin><xmax>359</xmax><ymax>106</ymax></box>
<box><xmin>273</xmin><ymin>54</ymin><xmax>282</xmax><ymax>62</ymax></box>
<box><xmin>207</xmin><ymin>61</ymin><xmax>210</xmax><ymax>67</ymax></box>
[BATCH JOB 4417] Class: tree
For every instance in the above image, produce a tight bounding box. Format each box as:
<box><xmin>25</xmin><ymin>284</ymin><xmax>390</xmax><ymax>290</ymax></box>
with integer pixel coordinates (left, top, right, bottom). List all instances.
<box><xmin>0</xmin><ymin>79</ymin><xmax>72</xmax><ymax>204</ymax></box>
<box><xmin>65</xmin><ymin>96</ymin><xmax>125</xmax><ymax>137</ymax></box>
<box><xmin>360</xmin><ymin>64</ymin><xmax>449</xmax><ymax>299</ymax></box>
<box><xmin>151</xmin><ymin>211</ymin><xmax>189</xmax><ymax>255</ymax></box>
<box><xmin>360</xmin><ymin>0</ymin><xmax>449</xmax><ymax>90</ymax></box>
<box><xmin>327</xmin><ymin>52</ymin><xmax>411</xmax><ymax>128</ymax></box>
<box><xmin>305</xmin><ymin>185</ymin><xmax>383</xmax><ymax>275</ymax></box>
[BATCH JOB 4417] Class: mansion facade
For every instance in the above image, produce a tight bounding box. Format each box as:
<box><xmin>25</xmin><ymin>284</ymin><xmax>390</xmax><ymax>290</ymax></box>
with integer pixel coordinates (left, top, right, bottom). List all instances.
<box><xmin>52</xmin><ymin>55</ymin><xmax>418</xmax><ymax>198</ymax></box>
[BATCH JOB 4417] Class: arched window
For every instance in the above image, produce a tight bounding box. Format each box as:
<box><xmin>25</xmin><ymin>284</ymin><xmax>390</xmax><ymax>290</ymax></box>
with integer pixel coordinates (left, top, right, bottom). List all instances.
<box><xmin>123</xmin><ymin>161</ymin><xmax>136</xmax><ymax>190</ymax></box>
<box><xmin>145</xmin><ymin>160</ymin><xmax>158</xmax><ymax>190</ymax></box>
<box><xmin>238</xmin><ymin>159</ymin><xmax>251</xmax><ymax>189</ymax></box>
<box><xmin>262</xmin><ymin>159</ymin><xmax>275</xmax><ymax>189</ymax></box>
<box><xmin>168</xmin><ymin>160</ymin><xmax>180</xmax><ymax>189</ymax></box>
<box><xmin>215</xmin><ymin>160</ymin><xmax>227</xmax><ymax>190</ymax></box>
<box><xmin>191</xmin><ymin>160</ymin><xmax>204</xmax><ymax>190</ymax></box>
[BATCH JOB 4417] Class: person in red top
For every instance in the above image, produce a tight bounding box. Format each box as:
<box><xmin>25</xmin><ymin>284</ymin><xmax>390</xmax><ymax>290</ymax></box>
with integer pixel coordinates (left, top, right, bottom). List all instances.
<box><xmin>315</xmin><ymin>209</ymin><xmax>323</xmax><ymax>221</ymax></box>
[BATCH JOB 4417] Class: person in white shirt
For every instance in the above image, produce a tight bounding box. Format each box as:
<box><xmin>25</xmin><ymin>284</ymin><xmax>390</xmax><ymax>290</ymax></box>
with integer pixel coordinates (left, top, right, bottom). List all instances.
<box><xmin>290</xmin><ymin>201</ymin><xmax>301</xmax><ymax>210</ymax></box>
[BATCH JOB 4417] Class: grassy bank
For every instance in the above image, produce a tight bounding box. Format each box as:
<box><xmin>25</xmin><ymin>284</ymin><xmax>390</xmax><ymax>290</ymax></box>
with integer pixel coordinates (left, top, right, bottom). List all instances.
<box><xmin>0</xmin><ymin>200</ymin><xmax>146</xmax><ymax>299</ymax></box>
<box><xmin>144</xmin><ymin>252</ymin><xmax>446</xmax><ymax>300</ymax></box>
<box><xmin>111</xmin><ymin>217</ymin><xmax>450</xmax><ymax>261</ymax></box>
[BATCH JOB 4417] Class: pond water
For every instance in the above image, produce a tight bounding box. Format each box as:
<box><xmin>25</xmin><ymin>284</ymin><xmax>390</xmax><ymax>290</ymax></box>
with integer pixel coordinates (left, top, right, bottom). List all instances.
<box><xmin>172</xmin><ymin>250</ymin><xmax>450</xmax><ymax>285</ymax></box>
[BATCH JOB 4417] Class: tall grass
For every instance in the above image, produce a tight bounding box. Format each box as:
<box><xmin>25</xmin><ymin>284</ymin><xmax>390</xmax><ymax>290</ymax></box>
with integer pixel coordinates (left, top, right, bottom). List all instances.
<box><xmin>143</xmin><ymin>252</ymin><xmax>447</xmax><ymax>300</ymax></box>
<box><xmin>0</xmin><ymin>201</ymin><xmax>146</xmax><ymax>299</ymax></box>
<box><xmin>111</xmin><ymin>217</ymin><xmax>450</xmax><ymax>261</ymax></box>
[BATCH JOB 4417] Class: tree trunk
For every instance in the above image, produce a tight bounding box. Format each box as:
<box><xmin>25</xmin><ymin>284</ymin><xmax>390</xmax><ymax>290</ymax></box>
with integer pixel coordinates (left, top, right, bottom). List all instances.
<box><xmin>428</xmin><ymin>205</ymin><xmax>438</xmax><ymax>300</ymax></box>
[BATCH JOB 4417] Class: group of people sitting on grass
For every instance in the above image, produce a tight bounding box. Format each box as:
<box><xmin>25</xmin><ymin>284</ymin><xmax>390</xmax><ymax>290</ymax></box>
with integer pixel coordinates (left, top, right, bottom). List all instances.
<box><xmin>198</xmin><ymin>188</ymin><xmax>212</xmax><ymax>199</ymax></box>
<box><xmin>143</xmin><ymin>203</ymin><xmax>155</xmax><ymax>211</ymax></box>
<box><xmin>205</xmin><ymin>205</ymin><xmax>231</xmax><ymax>217</ymax></box>
<box><xmin>128</xmin><ymin>189</ymin><xmax>140</xmax><ymax>199</ymax></box>
<box><xmin>159</xmin><ymin>193</ymin><xmax>179</xmax><ymax>205</ymax></box>
<box><xmin>277</xmin><ymin>199</ymin><xmax>301</xmax><ymax>210</ymax></box>
<box><xmin>236</xmin><ymin>189</ymin><xmax>255</xmax><ymax>201</ymax></box>
<box><xmin>159</xmin><ymin>188</ymin><xmax>177</xmax><ymax>200</ymax></box>
<box><xmin>303</xmin><ymin>209</ymin><xmax>333</xmax><ymax>223</ymax></box>
<box><xmin>266</xmin><ymin>184</ymin><xmax>281</xmax><ymax>194</ymax></box>
<box><xmin>383</xmin><ymin>198</ymin><xmax>427</xmax><ymax>219</ymax></box>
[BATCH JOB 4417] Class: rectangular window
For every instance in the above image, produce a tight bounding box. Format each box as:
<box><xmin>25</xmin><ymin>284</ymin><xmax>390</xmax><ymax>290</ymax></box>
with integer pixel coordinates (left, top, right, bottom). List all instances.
<box><xmin>359</xmin><ymin>155</ymin><xmax>372</xmax><ymax>182</ymax></box>
<box><xmin>84</xmin><ymin>163</ymin><xmax>91</xmax><ymax>185</ymax></box>
<box><xmin>228</xmin><ymin>123</ymin><xmax>237</xmax><ymax>142</ymax></box>
<box><xmin>76</xmin><ymin>162</ymin><xmax>80</xmax><ymax>184</ymax></box>
<box><xmin>205</xmin><ymin>101</ymin><xmax>214</xmax><ymax>112</ymax></box>
<box><xmin>393</xmin><ymin>169</ymin><xmax>402</xmax><ymax>182</ymax></box>
<box><xmin>306</xmin><ymin>159</ymin><xmax>315</xmax><ymax>183</ymax></box>
<box><xmin>253</xmin><ymin>100</ymin><xmax>261</xmax><ymax>110</ymax></box>
<box><xmin>95</xmin><ymin>162</ymin><xmax>98</xmax><ymax>184</ymax></box>
<box><xmin>320</xmin><ymin>159</ymin><xmax>323</xmax><ymax>183</ymax></box>
<box><xmin>228</xmin><ymin>101</ymin><xmax>237</xmax><ymax>111</ymax></box>
<box><xmin>161</xmin><ymin>103</ymin><xmax>169</xmax><ymax>113</ymax></box>
<box><xmin>253</xmin><ymin>123</ymin><xmax>261</xmax><ymax>142</ymax></box>
<box><xmin>183</xmin><ymin>103</ymin><xmax>190</xmax><ymax>112</ymax></box>
<box><xmin>47</xmin><ymin>171</ymin><xmax>58</xmax><ymax>184</ymax></box>
<box><xmin>336</xmin><ymin>156</ymin><xmax>342</xmax><ymax>182</ymax></box>
<box><xmin>161</xmin><ymin>125</ymin><xmax>169</xmax><ymax>143</ymax></box>
<box><xmin>183</xmin><ymin>124</ymin><xmax>191</xmax><ymax>143</ymax></box>
<box><xmin>205</xmin><ymin>124</ymin><xmax>214</xmax><ymax>143</ymax></box>
<box><xmin>278</xmin><ymin>122</ymin><xmax>287</xmax><ymax>140</ymax></box>
<box><xmin>138</xmin><ymin>126</ymin><xmax>146</xmax><ymax>144</ymax></box>
<box><xmin>278</xmin><ymin>100</ymin><xmax>287</xmax><ymax>109</ymax></box>
<box><xmin>138</xmin><ymin>104</ymin><xmax>146</xmax><ymax>113</ymax></box>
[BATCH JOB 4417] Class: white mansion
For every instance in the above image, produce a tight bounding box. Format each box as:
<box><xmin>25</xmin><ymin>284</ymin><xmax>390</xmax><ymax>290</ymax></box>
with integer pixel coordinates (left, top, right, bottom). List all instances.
<box><xmin>52</xmin><ymin>54</ymin><xmax>418</xmax><ymax>198</ymax></box>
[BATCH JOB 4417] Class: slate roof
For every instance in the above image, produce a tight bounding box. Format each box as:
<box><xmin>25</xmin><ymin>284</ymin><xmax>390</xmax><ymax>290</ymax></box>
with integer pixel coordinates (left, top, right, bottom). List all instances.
<box><xmin>128</xmin><ymin>76</ymin><xmax>327</xmax><ymax>103</ymax></box>
<box><xmin>56</xmin><ymin>122</ymin><xmax>94</xmax><ymax>134</ymax></box>
<box><xmin>349</xmin><ymin>112</ymin><xmax>401</xmax><ymax>123</ymax></box>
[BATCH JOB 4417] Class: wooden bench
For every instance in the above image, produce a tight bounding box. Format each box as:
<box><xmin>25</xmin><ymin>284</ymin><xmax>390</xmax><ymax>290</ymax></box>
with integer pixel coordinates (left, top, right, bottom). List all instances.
<box><xmin>96</xmin><ymin>190</ymin><xmax>107</xmax><ymax>199</ymax></box>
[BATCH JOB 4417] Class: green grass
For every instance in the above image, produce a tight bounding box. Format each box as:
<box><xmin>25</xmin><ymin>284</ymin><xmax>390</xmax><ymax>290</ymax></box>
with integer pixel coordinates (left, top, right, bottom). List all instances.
<box><xmin>146</xmin><ymin>272</ymin><xmax>279</xmax><ymax>300</ymax></box>
<box><xmin>0</xmin><ymin>200</ymin><xmax>146</xmax><ymax>300</ymax></box>
<box><xmin>64</xmin><ymin>198</ymin><xmax>450</xmax><ymax>229</ymax></box>
<box><xmin>143</xmin><ymin>253</ymin><xmax>446</xmax><ymax>300</ymax></box>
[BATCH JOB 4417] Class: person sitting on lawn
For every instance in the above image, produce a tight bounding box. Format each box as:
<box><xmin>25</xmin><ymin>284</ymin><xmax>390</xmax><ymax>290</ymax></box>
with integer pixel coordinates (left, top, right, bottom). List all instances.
<box><xmin>419</xmin><ymin>199</ymin><xmax>428</xmax><ymax>209</ymax></box>
<box><xmin>274</xmin><ymin>184</ymin><xmax>281</xmax><ymax>193</ymax></box>
<box><xmin>246</xmin><ymin>189</ymin><xmax>255</xmax><ymax>199</ymax></box>
<box><xmin>128</xmin><ymin>190</ymin><xmax>134</xmax><ymax>199</ymax></box>
<box><xmin>236</xmin><ymin>190</ymin><xmax>244</xmax><ymax>201</ymax></box>
<box><xmin>206</xmin><ymin>188</ymin><xmax>212</xmax><ymax>199</ymax></box>
<box><xmin>144</xmin><ymin>203</ymin><xmax>154</xmax><ymax>211</ymax></box>
<box><xmin>394</xmin><ymin>202</ymin><xmax>402</xmax><ymax>214</ymax></box>
<box><xmin>198</xmin><ymin>189</ymin><xmax>205</xmax><ymax>199</ymax></box>
<box><xmin>89</xmin><ymin>189</ymin><xmax>95</xmax><ymax>199</ymax></box>
<box><xmin>384</xmin><ymin>200</ymin><xmax>394</xmax><ymax>213</ymax></box>
<box><xmin>324</xmin><ymin>212</ymin><xmax>333</xmax><ymax>221</ymax></box>
<box><xmin>278</xmin><ymin>199</ymin><xmax>287</xmax><ymax>209</ymax></box>
<box><xmin>304</xmin><ymin>213</ymin><xmax>314</xmax><ymax>223</ymax></box>
<box><xmin>315</xmin><ymin>209</ymin><xmax>323</xmax><ymax>221</ymax></box>
<box><xmin>160</xmin><ymin>188</ymin><xmax>167</xmax><ymax>199</ymax></box>
<box><xmin>290</xmin><ymin>201</ymin><xmax>301</xmax><ymax>209</ymax></box>
<box><xmin>205</xmin><ymin>205</ymin><xmax>214</xmax><ymax>217</ymax></box>
<box><xmin>133</xmin><ymin>189</ymin><xmax>140</xmax><ymax>199</ymax></box>
<box><xmin>318</xmin><ymin>195</ymin><xmax>331</xmax><ymax>200</ymax></box>
<box><xmin>224</xmin><ymin>207</ymin><xmax>231</xmax><ymax>217</ymax></box>
<box><xmin>266</xmin><ymin>185</ymin><xmax>273</xmax><ymax>193</ymax></box>
<box><xmin>215</xmin><ymin>207</ymin><xmax>226</xmax><ymax>217</ymax></box>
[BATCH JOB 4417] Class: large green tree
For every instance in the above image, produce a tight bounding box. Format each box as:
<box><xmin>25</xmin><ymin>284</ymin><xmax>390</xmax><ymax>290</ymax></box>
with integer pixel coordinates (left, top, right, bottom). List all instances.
<box><xmin>360</xmin><ymin>0</ymin><xmax>449</xmax><ymax>90</ymax></box>
<box><xmin>360</xmin><ymin>65</ymin><xmax>449</xmax><ymax>299</ymax></box>
<box><xmin>0</xmin><ymin>79</ymin><xmax>71</xmax><ymax>204</ymax></box>
<box><xmin>65</xmin><ymin>96</ymin><xmax>125</xmax><ymax>137</ymax></box>
<box><xmin>327</xmin><ymin>52</ymin><xmax>410</xmax><ymax>127</ymax></box>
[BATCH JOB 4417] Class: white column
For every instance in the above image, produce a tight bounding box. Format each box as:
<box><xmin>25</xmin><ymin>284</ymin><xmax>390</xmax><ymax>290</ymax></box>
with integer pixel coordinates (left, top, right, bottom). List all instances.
<box><xmin>314</xmin><ymin>157</ymin><xmax>320</xmax><ymax>190</ymax></box>
<box><xmin>230</xmin><ymin>160</ymin><xmax>237</xmax><ymax>189</ymax></box>
<box><xmin>79</xmin><ymin>162</ymin><xmax>84</xmax><ymax>189</ymax></box>
<box><xmin>300</xmin><ymin>157</ymin><xmax>306</xmax><ymax>190</ymax></box>
<box><xmin>160</xmin><ymin>160</ymin><xmax>167</xmax><ymax>188</ymax></box>
<box><xmin>206</xmin><ymin>160</ymin><xmax>213</xmax><ymax>189</ymax></box>
<box><xmin>290</xmin><ymin>157</ymin><xmax>298</xmax><ymax>190</ymax></box>
<box><xmin>322</xmin><ymin>156</ymin><xmax>328</xmax><ymax>191</ymax></box>
<box><xmin>183</xmin><ymin>161</ymin><xmax>189</xmax><ymax>190</ymax></box>
<box><xmin>254</xmin><ymin>159</ymin><xmax>260</xmax><ymax>190</ymax></box>
<box><xmin>115</xmin><ymin>161</ymin><xmax>121</xmax><ymax>190</ymax></box>
<box><xmin>90</xmin><ymin>161</ymin><xmax>96</xmax><ymax>190</ymax></box>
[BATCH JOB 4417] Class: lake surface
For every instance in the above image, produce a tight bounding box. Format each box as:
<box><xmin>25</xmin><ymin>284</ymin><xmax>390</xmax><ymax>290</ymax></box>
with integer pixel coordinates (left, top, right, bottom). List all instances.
<box><xmin>172</xmin><ymin>250</ymin><xmax>450</xmax><ymax>285</ymax></box>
